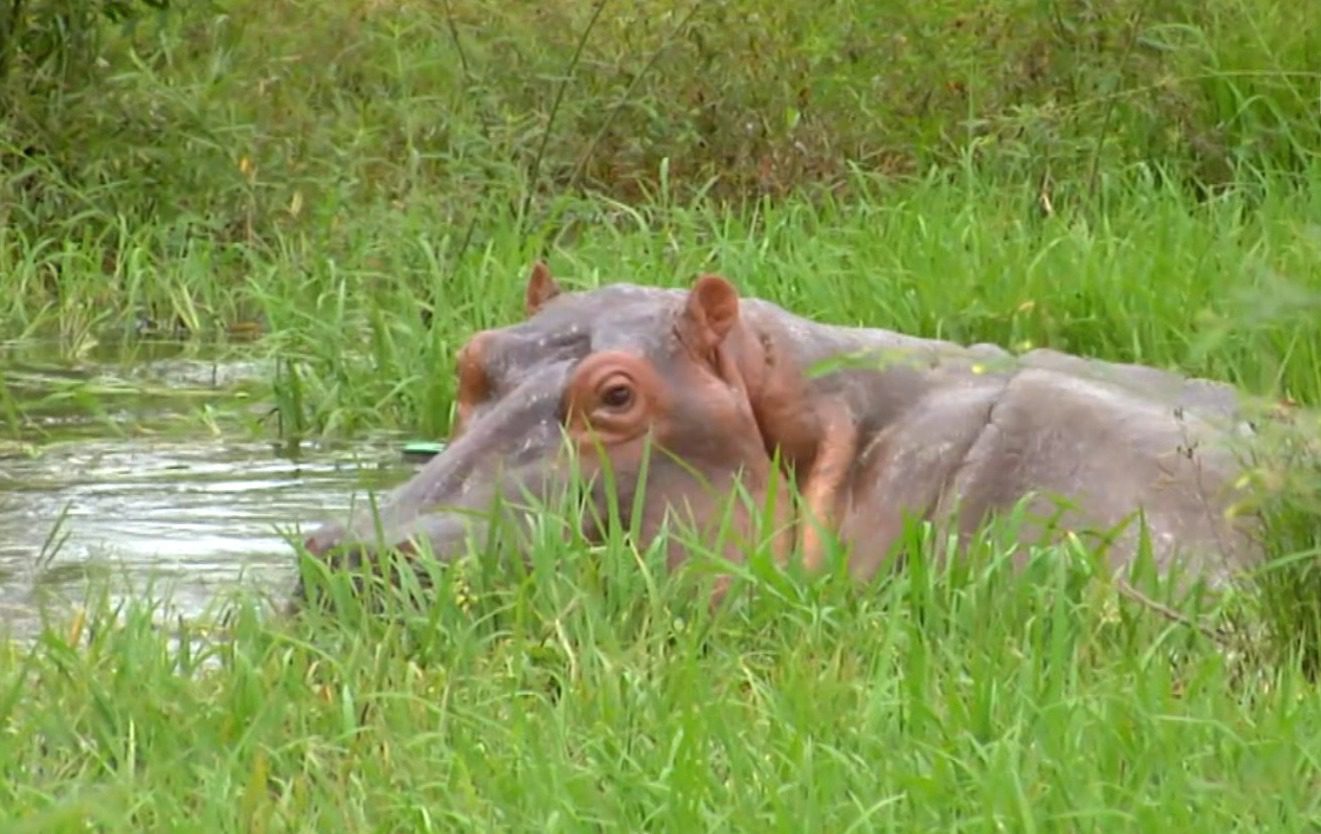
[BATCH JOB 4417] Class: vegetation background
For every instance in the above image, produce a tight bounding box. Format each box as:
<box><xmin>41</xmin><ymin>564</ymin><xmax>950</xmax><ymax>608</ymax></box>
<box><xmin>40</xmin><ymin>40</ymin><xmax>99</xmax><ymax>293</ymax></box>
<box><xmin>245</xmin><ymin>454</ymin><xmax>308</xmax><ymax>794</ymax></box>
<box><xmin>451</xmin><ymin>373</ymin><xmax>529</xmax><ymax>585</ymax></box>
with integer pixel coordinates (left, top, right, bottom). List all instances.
<box><xmin>2</xmin><ymin>0</ymin><xmax>1320</xmax><ymax>830</ymax></box>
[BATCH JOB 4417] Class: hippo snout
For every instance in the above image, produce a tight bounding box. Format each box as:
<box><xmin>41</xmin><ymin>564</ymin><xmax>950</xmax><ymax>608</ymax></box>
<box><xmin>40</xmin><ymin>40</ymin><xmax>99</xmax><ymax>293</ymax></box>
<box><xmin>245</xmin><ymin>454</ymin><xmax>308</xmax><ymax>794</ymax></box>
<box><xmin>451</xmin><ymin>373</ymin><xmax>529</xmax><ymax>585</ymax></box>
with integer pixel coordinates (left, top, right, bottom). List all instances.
<box><xmin>304</xmin><ymin>508</ymin><xmax>485</xmax><ymax>565</ymax></box>
<box><xmin>289</xmin><ymin>507</ymin><xmax>491</xmax><ymax>610</ymax></box>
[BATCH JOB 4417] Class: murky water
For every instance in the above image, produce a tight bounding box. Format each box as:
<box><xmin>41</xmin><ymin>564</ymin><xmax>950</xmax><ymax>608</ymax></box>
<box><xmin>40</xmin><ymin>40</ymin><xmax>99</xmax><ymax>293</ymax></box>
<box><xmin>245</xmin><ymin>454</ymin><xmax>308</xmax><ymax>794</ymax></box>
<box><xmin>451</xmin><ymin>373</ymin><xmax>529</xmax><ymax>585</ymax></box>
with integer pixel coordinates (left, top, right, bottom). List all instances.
<box><xmin>0</xmin><ymin>338</ymin><xmax>421</xmax><ymax>639</ymax></box>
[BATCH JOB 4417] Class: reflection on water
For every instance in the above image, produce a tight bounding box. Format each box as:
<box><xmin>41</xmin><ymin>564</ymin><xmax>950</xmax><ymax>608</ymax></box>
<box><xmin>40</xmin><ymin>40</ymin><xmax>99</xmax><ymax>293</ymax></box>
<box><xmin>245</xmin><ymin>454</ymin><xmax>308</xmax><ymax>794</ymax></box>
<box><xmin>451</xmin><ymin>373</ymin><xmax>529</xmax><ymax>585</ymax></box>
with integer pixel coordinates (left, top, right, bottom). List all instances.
<box><xmin>0</xmin><ymin>435</ymin><xmax>415</xmax><ymax>639</ymax></box>
<box><xmin>0</xmin><ymin>337</ymin><xmax>423</xmax><ymax>639</ymax></box>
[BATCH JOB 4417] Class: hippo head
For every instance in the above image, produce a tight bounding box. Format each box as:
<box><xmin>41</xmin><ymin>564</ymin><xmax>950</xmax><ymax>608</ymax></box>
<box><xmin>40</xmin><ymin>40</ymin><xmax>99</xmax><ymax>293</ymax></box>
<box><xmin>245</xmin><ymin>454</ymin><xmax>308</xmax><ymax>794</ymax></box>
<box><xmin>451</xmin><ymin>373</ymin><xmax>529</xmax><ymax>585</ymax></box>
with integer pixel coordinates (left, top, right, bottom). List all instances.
<box><xmin>295</xmin><ymin>263</ymin><xmax>813</xmax><ymax>604</ymax></box>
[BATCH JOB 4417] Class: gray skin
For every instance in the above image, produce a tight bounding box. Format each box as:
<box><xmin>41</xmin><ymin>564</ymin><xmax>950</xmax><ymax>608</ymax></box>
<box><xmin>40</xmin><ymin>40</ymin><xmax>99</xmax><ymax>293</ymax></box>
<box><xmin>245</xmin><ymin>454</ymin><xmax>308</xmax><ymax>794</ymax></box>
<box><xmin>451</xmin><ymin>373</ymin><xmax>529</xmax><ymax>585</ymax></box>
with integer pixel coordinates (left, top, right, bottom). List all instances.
<box><xmin>292</xmin><ymin>264</ymin><xmax>1264</xmax><ymax>606</ymax></box>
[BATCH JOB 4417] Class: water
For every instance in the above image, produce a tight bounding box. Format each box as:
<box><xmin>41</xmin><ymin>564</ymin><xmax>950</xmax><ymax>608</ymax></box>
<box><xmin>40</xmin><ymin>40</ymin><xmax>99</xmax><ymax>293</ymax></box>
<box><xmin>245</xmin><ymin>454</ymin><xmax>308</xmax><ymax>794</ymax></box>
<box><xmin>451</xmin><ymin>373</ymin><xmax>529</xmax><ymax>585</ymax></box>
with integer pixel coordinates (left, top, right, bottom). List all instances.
<box><xmin>0</xmin><ymin>337</ymin><xmax>420</xmax><ymax>639</ymax></box>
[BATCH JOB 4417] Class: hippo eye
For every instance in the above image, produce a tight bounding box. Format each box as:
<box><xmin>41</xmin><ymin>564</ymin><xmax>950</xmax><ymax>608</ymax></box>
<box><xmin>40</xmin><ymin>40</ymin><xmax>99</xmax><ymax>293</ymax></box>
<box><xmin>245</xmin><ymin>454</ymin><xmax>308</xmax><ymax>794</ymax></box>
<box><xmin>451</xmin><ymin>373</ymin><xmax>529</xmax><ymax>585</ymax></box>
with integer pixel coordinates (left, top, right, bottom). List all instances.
<box><xmin>600</xmin><ymin>383</ymin><xmax>634</xmax><ymax>410</ymax></box>
<box><xmin>564</xmin><ymin>354</ymin><xmax>653</xmax><ymax>436</ymax></box>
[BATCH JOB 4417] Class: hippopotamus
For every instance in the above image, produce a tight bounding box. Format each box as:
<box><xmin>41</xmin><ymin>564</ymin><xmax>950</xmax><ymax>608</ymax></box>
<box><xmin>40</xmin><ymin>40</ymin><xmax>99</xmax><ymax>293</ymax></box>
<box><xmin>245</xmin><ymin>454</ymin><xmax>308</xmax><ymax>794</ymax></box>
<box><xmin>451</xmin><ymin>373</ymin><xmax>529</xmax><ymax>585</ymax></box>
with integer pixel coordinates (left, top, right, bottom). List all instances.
<box><xmin>293</xmin><ymin>262</ymin><xmax>1265</xmax><ymax>607</ymax></box>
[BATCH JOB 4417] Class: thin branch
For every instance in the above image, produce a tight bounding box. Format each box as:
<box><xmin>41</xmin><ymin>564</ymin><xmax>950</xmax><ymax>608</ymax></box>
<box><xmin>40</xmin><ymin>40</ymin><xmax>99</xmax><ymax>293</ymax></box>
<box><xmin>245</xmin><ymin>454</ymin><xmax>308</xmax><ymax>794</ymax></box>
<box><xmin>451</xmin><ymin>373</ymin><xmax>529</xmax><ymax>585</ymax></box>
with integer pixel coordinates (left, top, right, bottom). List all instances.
<box><xmin>519</xmin><ymin>0</ymin><xmax>609</xmax><ymax>230</ymax></box>
<box><xmin>1116</xmin><ymin>577</ymin><xmax>1234</xmax><ymax>646</ymax></box>
<box><xmin>1086</xmin><ymin>0</ymin><xmax>1154</xmax><ymax>201</ymax></box>
<box><xmin>566</xmin><ymin>0</ymin><xmax>704</xmax><ymax>193</ymax></box>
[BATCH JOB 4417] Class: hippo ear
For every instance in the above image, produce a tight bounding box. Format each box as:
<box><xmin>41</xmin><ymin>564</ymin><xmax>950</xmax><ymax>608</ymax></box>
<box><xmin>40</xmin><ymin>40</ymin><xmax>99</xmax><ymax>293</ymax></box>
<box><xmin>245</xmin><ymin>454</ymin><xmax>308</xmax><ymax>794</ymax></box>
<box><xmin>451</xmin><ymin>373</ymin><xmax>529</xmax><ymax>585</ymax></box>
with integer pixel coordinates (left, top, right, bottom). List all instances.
<box><xmin>678</xmin><ymin>274</ymin><xmax>741</xmax><ymax>354</ymax></box>
<box><xmin>524</xmin><ymin>261</ymin><xmax>562</xmax><ymax>317</ymax></box>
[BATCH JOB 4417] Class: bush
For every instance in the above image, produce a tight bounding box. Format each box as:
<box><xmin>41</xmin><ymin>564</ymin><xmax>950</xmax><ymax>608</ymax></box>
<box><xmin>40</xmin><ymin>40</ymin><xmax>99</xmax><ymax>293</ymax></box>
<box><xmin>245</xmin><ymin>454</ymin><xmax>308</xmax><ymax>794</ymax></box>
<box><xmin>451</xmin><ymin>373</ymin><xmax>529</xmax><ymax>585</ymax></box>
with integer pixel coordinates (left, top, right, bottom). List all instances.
<box><xmin>1</xmin><ymin>0</ymin><xmax>1318</xmax><ymax>251</ymax></box>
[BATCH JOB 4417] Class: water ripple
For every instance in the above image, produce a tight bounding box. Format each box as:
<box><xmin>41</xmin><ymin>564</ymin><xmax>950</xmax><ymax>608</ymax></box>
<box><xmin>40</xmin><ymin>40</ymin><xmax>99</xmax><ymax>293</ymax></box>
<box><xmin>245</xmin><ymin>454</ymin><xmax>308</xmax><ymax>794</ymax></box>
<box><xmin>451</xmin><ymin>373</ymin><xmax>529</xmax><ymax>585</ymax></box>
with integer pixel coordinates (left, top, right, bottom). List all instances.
<box><xmin>0</xmin><ymin>434</ymin><xmax>416</xmax><ymax>637</ymax></box>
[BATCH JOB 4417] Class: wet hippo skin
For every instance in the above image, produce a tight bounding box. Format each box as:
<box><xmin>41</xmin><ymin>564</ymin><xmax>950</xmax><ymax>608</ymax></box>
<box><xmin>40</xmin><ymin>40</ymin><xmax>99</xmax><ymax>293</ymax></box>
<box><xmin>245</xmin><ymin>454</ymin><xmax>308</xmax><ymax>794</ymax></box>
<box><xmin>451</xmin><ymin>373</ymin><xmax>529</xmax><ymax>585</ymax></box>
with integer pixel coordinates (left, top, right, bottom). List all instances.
<box><xmin>292</xmin><ymin>262</ymin><xmax>1264</xmax><ymax>607</ymax></box>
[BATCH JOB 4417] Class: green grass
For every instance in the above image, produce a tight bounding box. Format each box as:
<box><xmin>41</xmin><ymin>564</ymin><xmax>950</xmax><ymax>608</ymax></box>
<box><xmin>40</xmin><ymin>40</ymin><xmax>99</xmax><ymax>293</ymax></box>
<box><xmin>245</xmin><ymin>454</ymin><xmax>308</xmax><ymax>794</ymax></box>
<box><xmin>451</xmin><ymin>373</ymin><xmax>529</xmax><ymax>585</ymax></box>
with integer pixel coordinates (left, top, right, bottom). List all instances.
<box><xmin>3</xmin><ymin>0</ymin><xmax>1321</xmax><ymax>829</ymax></box>
<box><xmin>5</xmin><ymin>166</ymin><xmax>1320</xmax><ymax>439</ymax></box>
<box><xmin>2</xmin><ymin>500</ymin><xmax>1320</xmax><ymax>831</ymax></box>
<box><xmin>2</xmin><ymin>174</ymin><xmax>1320</xmax><ymax>825</ymax></box>
<box><xmin>4</xmin><ymin>0</ymin><xmax>1320</xmax><ymax>231</ymax></box>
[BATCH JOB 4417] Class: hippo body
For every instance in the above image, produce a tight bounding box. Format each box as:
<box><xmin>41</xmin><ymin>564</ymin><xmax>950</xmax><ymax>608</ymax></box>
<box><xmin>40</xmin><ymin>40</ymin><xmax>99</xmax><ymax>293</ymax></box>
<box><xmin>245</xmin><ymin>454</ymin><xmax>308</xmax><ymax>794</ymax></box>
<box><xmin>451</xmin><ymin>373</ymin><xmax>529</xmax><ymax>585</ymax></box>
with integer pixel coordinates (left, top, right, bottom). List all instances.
<box><xmin>296</xmin><ymin>265</ymin><xmax>1263</xmax><ymax>604</ymax></box>
<box><xmin>735</xmin><ymin>296</ymin><xmax>1257</xmax><ymax>583</ymax></box>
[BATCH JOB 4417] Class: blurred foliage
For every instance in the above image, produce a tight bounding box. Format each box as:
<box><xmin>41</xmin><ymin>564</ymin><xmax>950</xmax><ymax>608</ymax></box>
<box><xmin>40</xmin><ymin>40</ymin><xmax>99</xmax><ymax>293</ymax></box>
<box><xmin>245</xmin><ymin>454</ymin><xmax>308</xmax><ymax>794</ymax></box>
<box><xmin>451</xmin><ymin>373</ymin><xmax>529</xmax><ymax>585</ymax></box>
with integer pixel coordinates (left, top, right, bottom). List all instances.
<box><xmin>0</xmin><ymin>0</ymin><xmax>1317</xmax><ymax>249</ymax></box>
